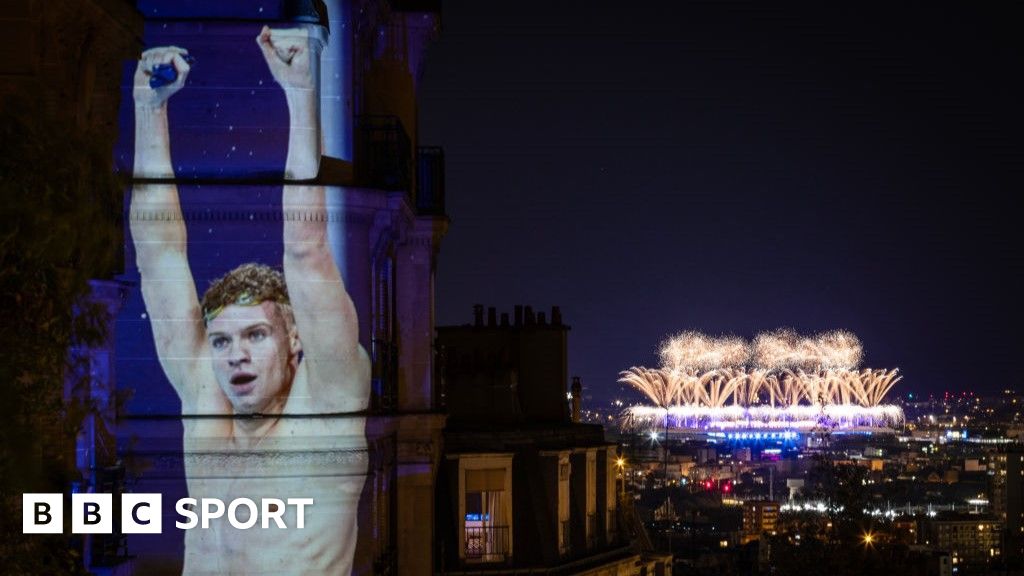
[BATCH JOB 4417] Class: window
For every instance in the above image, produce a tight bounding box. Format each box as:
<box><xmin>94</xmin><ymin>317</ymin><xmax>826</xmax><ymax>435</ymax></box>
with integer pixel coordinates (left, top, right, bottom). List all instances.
<box><xmin>558</xmin><ymin>454</ymin><xmax>570</xmax><ymax>555</ymax></box>
<box><xmin>457</xmin><ymin>455</ymin><xmax>513</xmax><ymax>563</ymax></box>
<box><xmin>585</xmin><ymin>450</ymin><xmax>597</xmax><ymax>547</ymax></box>
<box><xmin>464</xmin><ymin>477</ymin><xmax>507</xmax><ymax>562</ymax></box>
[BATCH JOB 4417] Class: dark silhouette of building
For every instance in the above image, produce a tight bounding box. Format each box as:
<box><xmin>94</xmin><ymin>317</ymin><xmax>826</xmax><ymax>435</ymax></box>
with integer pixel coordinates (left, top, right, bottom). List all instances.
<box><xmin>2</xmin><ymin>1</ymin><xmax>141</xmax><ymax>571</ymax></box>
<box><xmin>992</xmin><ymin>447</ymin><xmax>1024</xmax><ymax>560</ymax></box>
<box><xmin>924</xmin><ymin>513</ymin><xmax>1001</xmax><ymax>574</ymax></box>
<box><xmin>435</xmin><ymin>305</ymin><xmax>672</xmax><ymax>574</ymax></box>
<box><xmin>1</xmin><ymin>0</ymin><xmax>141</xmax><ymax>135</ymax></box>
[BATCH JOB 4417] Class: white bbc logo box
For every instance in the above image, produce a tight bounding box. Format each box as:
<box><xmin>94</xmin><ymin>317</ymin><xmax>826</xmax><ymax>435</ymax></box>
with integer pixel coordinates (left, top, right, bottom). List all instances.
<box><xmin>22</xmin><ymin>494</ymin><xmax>63</xmax><ymax>534</ymax></box>
<box><xmin>23</xmin><ymin>493</ymin><xmax>162</xmax><ymax>534</ymax></box>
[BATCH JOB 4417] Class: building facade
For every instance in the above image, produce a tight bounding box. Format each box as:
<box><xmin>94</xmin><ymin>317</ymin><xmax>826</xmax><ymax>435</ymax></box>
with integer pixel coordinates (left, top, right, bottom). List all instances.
<box><xmin>741</xmin><ymin>501</ymin><xmax>779</xmax><ymax>545</ymax></box>
<box><xmin>435</xmin><ymin>305</ymin><xmax>672</xmax><ymax>574</ymax></box>
<box><xmin>925</xmin><ymin>515</ymin><xmax>1001</xmax><ymax>574</ymax></box>
<box><xmin>59</xmin><ymin>1</ymin><xmax>447</xmax><ymax>574</ymax></box>
<box><xmin>991</xmin><ymin>447</ymin><xmax>1024</xmax><ymax>560</ymax></box>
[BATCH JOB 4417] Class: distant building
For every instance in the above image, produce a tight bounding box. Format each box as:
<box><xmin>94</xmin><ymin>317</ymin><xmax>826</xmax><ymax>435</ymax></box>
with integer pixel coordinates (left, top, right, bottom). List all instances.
<box><xmin>893</xmin><ymin>518</ymin><xmax>920</xmax><ymax>545</ymax></box>
<box><xmin>733</xmin><ymin>447</ymin><xmax>752</xmax><ymax>462</ymax></box>
<box><xmin>964</xmin><ymin>458</ymin><xmax>986</xmax><ymax>473</ymax></box>
<box><xmin>698</xmin><ymin>447</ymin><xmax>717</xmax><ymax>465</ymax></box>
<box><xmin>785</xmin><ymin>478</ymin><xmax>804</xmax><ymax>500</ymax></box>
<box><xmin>741</xmin><ymin>501</ymin><xmax>779</xmax><ymax>545</ymax></box>
<box><xmin>924</xmin><ymin>515</ymin><xmax>1001</xmax><ymax>573</ymax></box>
<box><xmin>436</xmin><ymin>305</ymin><xmax>672</xmax><ymax>574</ymax></box>
<box><xmin>906</xmin><ymin>547</ymin><xmax>953</xmax><ymax>576</ymax></box>
<box><xmin>991</xmin><ymin>447</ymin><xmax>1024</xmax><ymax>559</ymax></box>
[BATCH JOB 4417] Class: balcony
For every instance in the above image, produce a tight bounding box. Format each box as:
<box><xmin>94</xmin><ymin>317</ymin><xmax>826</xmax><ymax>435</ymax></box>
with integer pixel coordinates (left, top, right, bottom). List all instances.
<box><xmin>415</xmin><ymin>146</ymin><xmax>445</xmax><ymax>216</ymax></box>
<box><xmin>465</xmin><ymin>525</ymin><xmax>509</xmax><ymax>563</ymax></box>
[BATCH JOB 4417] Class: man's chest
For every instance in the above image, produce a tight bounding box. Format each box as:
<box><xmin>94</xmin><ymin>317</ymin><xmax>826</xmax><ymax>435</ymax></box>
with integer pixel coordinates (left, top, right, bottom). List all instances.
<box><xmin>182</xmin><ymin>416</ymin><xmax>367</xmax><ymax>479</ymax></box>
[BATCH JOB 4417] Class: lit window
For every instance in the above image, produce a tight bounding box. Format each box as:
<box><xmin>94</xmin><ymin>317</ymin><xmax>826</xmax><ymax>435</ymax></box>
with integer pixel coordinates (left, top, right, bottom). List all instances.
<box><xmin>459</xmin><ymin>456</ymin><xmax>513</xmax><ymax>564</ymax></box>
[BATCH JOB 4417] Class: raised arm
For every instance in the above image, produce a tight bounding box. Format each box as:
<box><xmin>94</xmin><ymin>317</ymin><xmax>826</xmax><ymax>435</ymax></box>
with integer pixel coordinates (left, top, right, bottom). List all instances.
<box><xmin>282</xmin><ymin>182</ymin><xmax>369</xmax><ymax>412</ymax></box>
<box><xmin>257</xmin><ymin>26</ymin><xmax>320</xmax><ymax>180</ymax></box>
<box><xmin>258</xmin><ymin>27</ymin><xmax>369</xmax><ymax>411</ymax></box>
<box><xmin>129</xmin><ymin>47</ymin><xmax>210</xmax><ymax>409</ymax></box>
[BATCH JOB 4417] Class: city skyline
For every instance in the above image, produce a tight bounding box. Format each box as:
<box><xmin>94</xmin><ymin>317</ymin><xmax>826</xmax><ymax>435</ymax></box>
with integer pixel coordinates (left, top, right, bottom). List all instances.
<box><xmin>421</xmin><ymin>1</ymin><xmax>1023</xmax><ymax>404</ymax></box>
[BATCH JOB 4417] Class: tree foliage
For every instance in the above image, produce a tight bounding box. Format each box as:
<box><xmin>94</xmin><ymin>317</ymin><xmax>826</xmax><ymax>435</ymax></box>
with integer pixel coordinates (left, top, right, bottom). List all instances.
<box><xmin>0</xmin><ymin>89</ymin><xmax>122</xmax><ymax>573</ymax></box>
<box><xmin>808</xmin><ymin>452</ymin><xmax>870</xmax><ymax>542</ymax></box>
<box><xmin>764</xmin><ymin>452</ymin><xmax>883</xmax><ymax>575</ymax></box>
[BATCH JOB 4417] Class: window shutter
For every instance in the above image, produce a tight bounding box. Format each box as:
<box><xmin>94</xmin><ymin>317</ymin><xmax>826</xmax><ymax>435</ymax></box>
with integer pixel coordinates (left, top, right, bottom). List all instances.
<box><xmin>466</xmin><ymin>468</ymin><xmax>505</xmax><ymax>492</ymax></box>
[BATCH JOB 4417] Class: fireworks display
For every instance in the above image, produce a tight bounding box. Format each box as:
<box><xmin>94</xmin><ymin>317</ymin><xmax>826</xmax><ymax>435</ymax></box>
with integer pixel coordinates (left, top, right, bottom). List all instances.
<box><xmin>621</xmin><ymin>329</ymin><xmax>903</xmax><ymax>431</ymax></box>
<box><xmin>659</xmin><ymin>331</ymin><xmax>750</xmax><ymax>371</ymax></box>
<box><xmin>751</xmin><ymin>328</ymin><xmax>863</xmax><ymax>371</ymax></box>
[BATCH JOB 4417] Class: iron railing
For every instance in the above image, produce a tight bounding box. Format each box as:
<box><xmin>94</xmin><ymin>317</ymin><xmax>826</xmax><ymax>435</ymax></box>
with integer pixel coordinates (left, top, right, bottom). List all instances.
<box><xmin>464</xmin><ymin>525</ymin><xmax>509</xmax><ymax>562</ymax></box>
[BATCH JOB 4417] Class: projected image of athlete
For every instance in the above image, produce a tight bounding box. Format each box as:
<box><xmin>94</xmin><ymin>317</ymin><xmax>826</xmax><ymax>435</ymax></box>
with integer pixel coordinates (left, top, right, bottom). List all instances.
<box><xmin>130</xmin><ymin>26</ymin><xmax>368</xmax><ymax>575</ymax></box>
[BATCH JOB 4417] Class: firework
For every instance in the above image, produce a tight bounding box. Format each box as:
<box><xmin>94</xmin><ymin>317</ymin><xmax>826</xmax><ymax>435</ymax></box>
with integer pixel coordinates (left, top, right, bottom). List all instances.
<box><xmin>620</xmin><ymin>329</ymin><xmax>902</xmax><ymax>431</ymax></box>
<box><xmin>814</xmin><ymin>330</ymin><xmax>864</xmax><ymax>370</ymax></box>
<box><xmin>751</xmin><ymin>328</ymin><xmax>863</xmax><ymax>371</ymax></box>
<box><xmin>659</xmin><ymin>331</ymin><xmax>750</xmax><ymax>371</ymax></box>
<box><xmin>618</xmin><ymin>366</ymin><xmax>679</xmax><ymax>407</ymax></box>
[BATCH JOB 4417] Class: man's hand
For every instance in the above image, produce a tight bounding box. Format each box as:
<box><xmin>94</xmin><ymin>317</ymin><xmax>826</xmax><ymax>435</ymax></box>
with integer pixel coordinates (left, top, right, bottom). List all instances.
<box><xmin>257</xmin><ymin>26</ymin><xmax>316</xmax><ymax>91</ymax></box>
<box><xmin>134</xmin><ymin>46</ymin><xmax>191</xmax><ymax>109</ymax></box>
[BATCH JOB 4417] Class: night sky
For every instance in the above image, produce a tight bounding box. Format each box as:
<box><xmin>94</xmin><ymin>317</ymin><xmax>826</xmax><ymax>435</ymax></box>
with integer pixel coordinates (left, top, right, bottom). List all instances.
<box><xmin>418</xmin><ymin>1</ymin><xmax>1023</xmax><ymax>406</ymax></box>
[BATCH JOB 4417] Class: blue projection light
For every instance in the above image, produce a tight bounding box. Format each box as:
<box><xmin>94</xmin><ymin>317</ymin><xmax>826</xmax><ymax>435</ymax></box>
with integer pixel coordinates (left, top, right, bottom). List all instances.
<box><xmin>149</xmin><ymin>55</ymin><xmax>197</xmax><ymax>88</ymax></box>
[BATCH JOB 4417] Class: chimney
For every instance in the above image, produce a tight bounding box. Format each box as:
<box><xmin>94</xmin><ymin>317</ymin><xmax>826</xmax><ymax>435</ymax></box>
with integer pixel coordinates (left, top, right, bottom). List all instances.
<box><xmin>514</xmin><ymin>305</ymin><xmax>523</xmax><ymax>327</ymax></box>
<box><xmin>571</xmin><ymin>376</ymin><xmax>582</xmax><ymax>423</ymax></box>
<box><xmin>524</xmin><ymin>306</ymin><xmax>535</xmax><ymax>326</ymax></box>
<box><xmin>487</xmin><ymin>306</ymin><xmax>497</xmax><ymax>327</ymax></box>
<box><xmin>500</xmin><ymin>312</ymin><xmax>510</xmax><ymax>327</ymax></box>
<box><xmin>473</xmin><ymin>304</ymin><xmax>483</xmax><ymax>327</ymax></box>
<box><xmin>551</xmin><ymin>306</ymin><xmax>562</xmax><ymax>326</ymax></box>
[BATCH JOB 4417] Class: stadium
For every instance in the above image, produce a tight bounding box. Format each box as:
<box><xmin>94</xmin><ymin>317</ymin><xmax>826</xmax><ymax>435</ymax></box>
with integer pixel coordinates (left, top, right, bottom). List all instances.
<box><xmin>620</xmin><ymin>329</ymin><xmax>903</xmax><ymax>433</ymax></box>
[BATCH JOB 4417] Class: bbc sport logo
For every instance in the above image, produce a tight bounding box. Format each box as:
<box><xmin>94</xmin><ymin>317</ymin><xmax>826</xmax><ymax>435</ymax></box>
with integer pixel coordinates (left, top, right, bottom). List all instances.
<box><xmin>23</xmin><ymin>494</ymin><xmax>313</xmax><ymax>534</ymax></box>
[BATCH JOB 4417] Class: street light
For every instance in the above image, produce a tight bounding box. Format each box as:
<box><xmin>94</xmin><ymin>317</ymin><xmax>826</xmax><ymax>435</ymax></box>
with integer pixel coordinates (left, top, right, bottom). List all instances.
<box><xmin>616</xmin><ymin>457</ymin><xmax>626</xmax><ymax>498</ymax></box>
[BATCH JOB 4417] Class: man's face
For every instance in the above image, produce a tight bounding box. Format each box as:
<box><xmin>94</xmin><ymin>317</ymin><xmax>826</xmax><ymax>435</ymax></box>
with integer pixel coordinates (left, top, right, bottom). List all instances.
<box><xmin>206</xmin><ymin>301</ymin><xmax>299</xmax><ymax>414</ymax></box>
